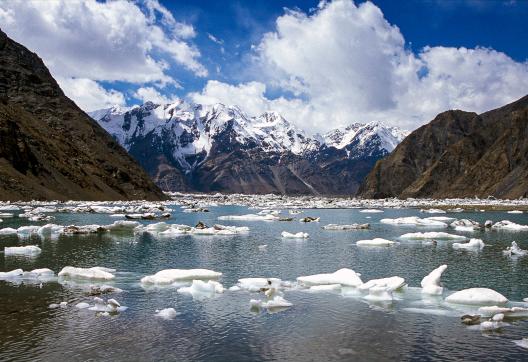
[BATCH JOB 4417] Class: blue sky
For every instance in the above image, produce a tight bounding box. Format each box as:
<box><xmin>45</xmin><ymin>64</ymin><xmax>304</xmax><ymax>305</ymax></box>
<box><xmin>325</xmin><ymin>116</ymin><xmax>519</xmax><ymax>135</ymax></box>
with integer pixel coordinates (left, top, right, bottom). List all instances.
<box><xmin>1</xmin><ymin>0</ymin><xmax>527</xmax><ymax>132</ymax></box>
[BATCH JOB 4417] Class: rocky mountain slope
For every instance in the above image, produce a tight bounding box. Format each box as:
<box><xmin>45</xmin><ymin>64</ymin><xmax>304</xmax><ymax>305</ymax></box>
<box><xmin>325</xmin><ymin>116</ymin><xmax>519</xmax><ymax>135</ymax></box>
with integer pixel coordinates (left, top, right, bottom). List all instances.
<box><xmin>358</xmin><ymin>95</ymin><xmax>528</xmax><ymax>199</ymax></box>
<box><xmin>90</xmin><ymin>101</ymin><xmax>407</xmax><ymax>195</ymax></box>
<box><xmin>0</xmin><ymin>30</ymin><xmax>166</xmax><ymax>201</ymax></box>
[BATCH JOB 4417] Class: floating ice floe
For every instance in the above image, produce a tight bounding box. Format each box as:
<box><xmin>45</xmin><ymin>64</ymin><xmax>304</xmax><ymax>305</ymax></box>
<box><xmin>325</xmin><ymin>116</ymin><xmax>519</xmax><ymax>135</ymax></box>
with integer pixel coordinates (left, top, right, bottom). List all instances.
<box><xmin>380</xmin><ymin>217</ymin><xmax>447</xmax><ymax>227</ymax></box>
<box><xmin>235</xmin><ymin>277</ymin><xmax>285</xmax><ymax>292</ymax></box>
<box><xmin>322</xmin><ymin>223</ymin><xmax>369</xmax><ymax>230</ymax></box>
<box><xmin>452</xmin><ymin>238</ymin><xmax>485</xmax><ymax>250</ymax></box>
<box><xmin>478</xmin><ymin>306</ymin><xmax>528</xmax><ymax>318</ymax></box>
<box><xmin>445</xmin><ymin>288</ymin><xmax>508</xmax><ymax>305</ymax></box>
<box><xmin>289</xmin><ymin>210</ymin><xmax>302</xmax><ymax>215</ymax></box>
<box><xmin>177</xmin><ymin>280</ymin><xmax>224</xmax><ymax>297</ymax></box>
<box><xmin>450</xmin><ymin>219</ymin><xmax>481</xmax><ymax>231</ymax></box>
<box><xmin>359</xmin><ymin>276</ymin><xmax>406</xmax><ymax>293</ymax></box>
<box><xmin>218</xmin><ymin>214</ymin><xmax>279</xmax><ymax>221</ymax></box>
<box><xmin>356</xmin><ymin>238</ymin><xmax>397</xmax><ymax>247</ymax></box>
<box><xmin>75</xmin><ymin>302</ymin><xmax>90</xmax><ymax>309</ymax></box>
<box><xmin>513</xmin><ymin>338</ymin><xmax>528</xmax><ymax>349</ymax></box>
<box><xmin>281</xmin><ymin>231</ymin><xmax>309</xmax><ymax>238</ymax></box>
<box><xmin>155</xmin><ymin>308</ymin><xmax>177</xmax><ymax>320</ymax></box>
<box><xmin>399</xmin><ymin>232</ymin><xmax>466</xmax><ymax>241</ymax></box>
<box><xmin>297</xmin><ymin>268</ymin><xmax>363</xmax><ymax>287</ymax></box>
<box><xmin>420</xmin><ymin>209</ymin><xmax>446</xmax><ymax>214</ymax></box>
<box><xmin>88</xmin><ymin>297</ymin><xmax>127</xmax><ymax>313</ymax></box>
<box><xmin>135</xmin><ymin>222</ymin><xmax>249</xmax><ymax>236</ymax></box>
<box><xmin>507</xmin><ymin>210</ymin><xmax>523</xmax><ymax>214</ymax></box>
<box><xmin>492</xmin><ymin>220</ymin><xmax>528</xmax><ymax>231</ymax></box>
<box><xmin>360</xmin><ymin>209</ymin><xmax>383</xmax><ymax>213</ymax></box>
<box><xmin>58</xmin><ymin>266</ymin><xmax>116</xmax><ymax>280</ymax></box>
<box><xmin>140</xmin><ymin>269</ymin><xmax>222</xmax><ymax>285</ymax></box>
<box><xmin>4</xmin><ymin>245</ymin><xmax>41</xmax><ymax>256</ymax></box>
<box><xmin>250</xmin><ymin>296</ymin><xmax>292</xmax><ymax>309</ymax></box>
<box><xmin>0</xmin><ymin>212</ymin><xmax>13</xmax><ymax>217</ymax></box>
<box><xmin>0</xmin><ymin>268</ymin><xmax>55</xmax><ymax>284</ymax></box>
<box><xmin>0</xmin><ymin>227</ymin><xmax>17</xmax><ymax>235</ymax></box>
<box><xmin>308</xmin><ymin>284</ymin><xmax>342</xmax><ymax>292</ymax></box>
<box><xmin>421</xmin><ymin>265</ymin><xmax>447</xmax><ymax>295</ymax></box>
<box><xmin>503</xmin><ymin>241</ymin><xmax>527</xmax><ymax>257</ymax></box>
<box><xmin>363</xmin><ymin>286</ymin><xmax>394</xmax><ymax>301</ymax></box>
<box><xmin>479</xmin><ymin>313</ymin><xmax>507</xmax><ymax>331</ymax></box>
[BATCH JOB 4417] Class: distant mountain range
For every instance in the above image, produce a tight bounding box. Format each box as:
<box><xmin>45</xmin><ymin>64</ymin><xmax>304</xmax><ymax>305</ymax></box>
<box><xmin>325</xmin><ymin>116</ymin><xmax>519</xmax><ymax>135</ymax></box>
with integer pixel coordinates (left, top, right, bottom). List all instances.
<box><xmin>0</xmin><ymin>30</ymin><xmax>165</xmax><ymax>201</ymax></box>
<box><xmin>90</xmin><ymin>101</ymin><xmax>407</xmax><ymax>195</ymax></box>
<box><xmin>358</xmin><ymin>95</ymin><xmax>528</xmax><ymax>199</ymax></box>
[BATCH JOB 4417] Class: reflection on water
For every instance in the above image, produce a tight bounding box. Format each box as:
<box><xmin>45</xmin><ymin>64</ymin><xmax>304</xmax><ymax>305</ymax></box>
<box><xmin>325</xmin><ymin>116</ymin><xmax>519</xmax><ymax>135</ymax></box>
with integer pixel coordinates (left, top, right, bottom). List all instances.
<box><xmin>1</xmin><ymin>206</ymin><xmax>528</xmax><ymax>361</ymax></box>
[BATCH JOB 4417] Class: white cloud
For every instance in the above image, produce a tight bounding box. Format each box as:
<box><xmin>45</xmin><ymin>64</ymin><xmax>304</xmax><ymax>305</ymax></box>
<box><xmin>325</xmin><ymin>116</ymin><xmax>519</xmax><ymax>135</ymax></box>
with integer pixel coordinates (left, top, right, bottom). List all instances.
<box><xmin>0</xmin><ymin>0</ymin><xmax>207</xmax><ymax>111</ymax></box>
<box><xmin>57</xmin><ymin>78</ymin><xmax>125</xmax><ymax>112</ymax></box>
<box><xmin>191</xmin><ymin>0</ymin><xmax>528</xmax><ymax>132</ymax></box>
<box><xmin>134</xmin><ymin>87</ymin><xmax>180</xmax><ymax>105</ymax></box>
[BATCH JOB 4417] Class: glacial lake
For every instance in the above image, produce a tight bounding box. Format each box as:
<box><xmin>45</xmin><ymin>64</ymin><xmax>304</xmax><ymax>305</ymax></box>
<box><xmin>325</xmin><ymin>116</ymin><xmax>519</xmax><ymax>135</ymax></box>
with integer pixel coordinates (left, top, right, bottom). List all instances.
<box><xmin>1</xmin><ymin>205</ymin><xmax>528</xmax><ymax>361</ymax></box>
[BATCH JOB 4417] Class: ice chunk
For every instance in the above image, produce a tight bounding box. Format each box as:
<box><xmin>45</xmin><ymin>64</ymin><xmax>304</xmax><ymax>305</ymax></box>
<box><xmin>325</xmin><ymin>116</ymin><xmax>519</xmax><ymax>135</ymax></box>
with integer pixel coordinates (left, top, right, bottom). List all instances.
<box><xmin>297</xmin><ymin>268</ymin><xmax>363</xmax><ymax>287</ymax></box>
<box><xmin>380</xmin><ymin>217</ymin><xmax>447</xmax><ymax>227</ymax></box>
<box><xmin>177</xmin><ymin>280</ymin><xmax>224</xmax><ymax>296</ymax></box>
<box><xmin>360</xmin><ymin>209</ymin><xmax>383</xmax><ymax>213</ymax></box>
<box><xmin>58</xmin><ymin>266</ymin><xmax>115</xmax><ymax>280</ymax></box>
<box><xmin>155</xmin><ymin>308</ymin><xmax>177</xmax><ymax>320</ymax></box>
<box><xmin>75</xmin><ymin>302</ymin><xmax>90</xmax><ymax>309</ymax></box>
<box><xmin>141</xmin><ymin>269</ymin><xmax>222</xmax><ymax>285</ymax></box>
<box><xmin>218</xmin><ymin>214</ymin><xmax>279</xmax><ymax>221</ymax></box>
<box><xmin>400</xmin><ymin>232</ymin><xmax>466</xmax><ymax>241</ymax></box>
<box><xmin>0</xmin><ymin>269</ymin><xmax>24</xmax><ymax>279</ymax></box>
<box><xmin>237</xmin><ymin>277</ymin><xmax>283</xmax><ymax>292</ymax></box>
<box><xmin>356</xmin><ymin>238</ymin><xmax>396</xmax><ymax>247</ymax></box>
<box><xmin>322</xmin><ymin>223</ymin><xmax>369</xmax><ymax>230</ymax></box>
<box><xmin>507</xmin><ymin>210</ymin><xmax>523</xmax><ymax>214</ymax></box>
<box><xmin>281</xmin><ymin>231</ymin><xmax>309</xmax><ymax>238</ymax></box>
<box><xmin>421</xmin><ymin>265</ymin><xmax>447</xmax><ymax>295</ymax></box>
<box><xmin>478</xmin><ymin>306</ymin><xmax>528</xmax><ymax>318</ymax></box>
<box><xmin>0</xmin><ymin>227</ymin><xmax>17</xmax><ymax>235</ymax></box>
<box><xmin>492</xmin><ymin>220</ymin><xmax>528</xmax><ymax>231</ymax></box>
<box><xmin>452</xmin><ymin>238</ymin><xmax>485</xmax><ymax>250</ymax></box>
<box><xmin>308</xmin><ymin>284</ymin><xmax>342</xmax><ymax>292</ymax></box>
<box><xmin>420</xmin><ymin>209</ymin><xmax>446</xmax><ymax>214</ymax></box>
<box><xmin>359</xmin><ymin>276</ymin><xmax>406</xmax><ymax>292</ymax></box>
<box><xmin>445</xmin><ymin>288</ymin><xmax>508</xmax><ymax>305</ymax></box>
<box><xmin>105</xmin><ymin>220</ymin><xmax>140</xmax><ymax>231</ymax></box>
<box><xmin>513</xmin><ymin>338</ymin><xmax>528</xmax><ymax>349</ymax></box>
<box><xmin>262</xmin><ymin>296</ymin><xmax>292</xmax><ymax>308</ymax></box>
<box><xmin>450</xmin><ymin>219</ymin><xmax>481</xmax><ymax>231</ymax></box>
<box><xmin>4</xmin><ymin>245</ymin><xmax>41</xmax><ymax>256</ymax></box>
<box><xmin>425</xmin><ymin>216</ymin><xmax>456</xmax><ymax>222</ymax></box>
<box><xmin>503</xmin><ymin>241</ymin><xmax>527</xmax><ymax>257</ymax></box>
<box><xmin>16</xmin><ymin>226</ymin><xmax>41</xmax><ymax>237</ymax></box>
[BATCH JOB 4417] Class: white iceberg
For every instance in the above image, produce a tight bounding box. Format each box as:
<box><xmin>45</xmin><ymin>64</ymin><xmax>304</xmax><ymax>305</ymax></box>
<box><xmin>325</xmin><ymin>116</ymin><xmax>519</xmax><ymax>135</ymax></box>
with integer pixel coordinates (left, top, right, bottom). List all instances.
<box><xmin>251</xmin><ymin>296</ymin><xmax>293</xmax><ymax>309</ymax></box>
<box><xmin>380</xmin><ymin>217</ymin><xmax>447</xmax><ymax>227</ymax></box>
<box><xmin>492</xmin><ymin>220</ymin><xmax>528</xmax><ymax>231</ymax></box>
<box><xmin>359</xmin><ymin>276</ymin><xmax>406</xmax><ymax>292</ymax></box>
<box><xmin>363</xmin><ymin>286</ymin><xmax>393</xmax><ymax>301</ymax></box>
<box><xmin>356</xmin><ymin>238</ymin><xmax>396</xmax><ymax>247</ymax></box>
<box><xmin>0</xmin><ymin>227</ymin><xmax>17</xmax><ymax>235</ymax></box>
<box><xmin>177</xmin><ymin>280</ymin><xmax>224</xmax><ymax>296</ymax></box>
<box><xmin>58</xmin><ymin>266</ymin><xmax>116</xmax><ymax>280</ymax></box>
<box><xmin>141</xmin><ymin>269</ymin><xmax>222</xmax><ymax>285</ymax></box>
<box><xmin>4</xmin><ymin>245</ymin><xmax>41</xmax><ymax>256</ymax></box>
<box><xmin>450</xmin><ymin>219</ymin><xmax>481</xmax><ymax>231</ymax></box>
<box><xmin>236</xmin><ymin>277</ymin><xmax>283</xmax><ymax>292</ymax></box>
<box><xmin>507</xmin><ymin>210</ymin><xmax>523</xmax><ymax>214</ymax></box>
<box><xmin>421</xmin><ymin>265</ymin><xmax>447</xmax><ymax>295</ymax></box>
<box><xmin>452</xmin><ymin>238</ymin><xmax>485</xmax><ymax>250</ymax></box>
<box><xmin>322</xmin><ymin>223</ymin><xmax>369</xmax><ymax>230</ymax></box>
<box><xmin>478</xmin><ymin>306</ymin><xmax>528</xmax><ymax>318</ymax></box>
<box><xmin>218</xmin><ymin>214</ymin><xmax>279</xmax><ymax>221</ymax></box>
<box><xmin>503</xmin><ymin>241</ymin><xmax>527</xmax><ymax>257</ymax></box>
<box><xmin>308</xmin><ymin>284</ymin><xmax>342</xmax><ymax>292</ymax></box>
<box><xmin>420</xmin><ymin>208</ymin><xmax>446</xmax><ymax>214</ymax></box>
<box><xmin>281</xmin><ymin>231</ymin><xmax>309</xmax><ymax>238</ymax></box>
<box><xmin>399</xmin><ymin>232</ymin><xmax>466</xmax><ymax>241</ymax></box>
<box><xmin>513</xmin><ymin>338</ymin><xmax>528</xmax><ymax>349</ymax></box>
<box><xmin>297</xmin><ymin>268</ymin><xmax>363</xmax><ymax>287</ymax></box>
<box><xmin>75</xmin><ymin>302</ymin><xmax>90</xmax><ymax>309</ymax></box>
<box><xmin>155</xmin><ymin>308</ymin><xmax>177</xmax><ymax>320</ymax></box>
<box><xmin>360</xmin><ymin>209</ymin><xmax>383</xmax><ymax>213</ymax></box>
<box><xmin>445</xmin><ymin>288</ymin><xmax>508</xmax><ymax>305</ymax></box>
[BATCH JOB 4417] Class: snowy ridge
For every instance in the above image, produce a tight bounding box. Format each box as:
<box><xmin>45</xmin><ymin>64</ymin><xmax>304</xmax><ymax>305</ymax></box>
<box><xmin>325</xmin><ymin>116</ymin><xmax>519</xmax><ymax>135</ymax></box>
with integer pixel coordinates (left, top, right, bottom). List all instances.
<box><xmin>90</xmin><ymin>100</ymin><xmax>407</xmax><ymax>173</ymax></box>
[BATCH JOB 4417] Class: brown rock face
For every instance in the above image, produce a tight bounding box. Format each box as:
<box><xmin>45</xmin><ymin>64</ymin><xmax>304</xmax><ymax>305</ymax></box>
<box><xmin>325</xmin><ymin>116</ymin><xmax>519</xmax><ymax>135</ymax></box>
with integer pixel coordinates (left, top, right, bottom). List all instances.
<box><xmin>0</xmin><ymin>29</ymin><xmax>166</xmax><ymax>201</ymax></box>
<box><xmin>358</xmin><ymin>95</ymin><xmax>528</xmax><ymax>199</ymax></box>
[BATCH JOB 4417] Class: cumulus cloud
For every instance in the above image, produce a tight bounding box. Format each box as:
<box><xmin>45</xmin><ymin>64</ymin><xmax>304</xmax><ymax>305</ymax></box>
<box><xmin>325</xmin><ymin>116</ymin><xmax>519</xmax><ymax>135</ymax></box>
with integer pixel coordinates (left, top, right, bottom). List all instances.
<box><xmin>134</xmin><ymin>86</ymin><xmax>180</xmax><ymax>105</ymax></box>
<box><xmin>0</xmin><ymin>0</ymin><xmax>207</xmax><ymax>110</ymax></box>
<box><xmin>191</xmin><ymin>0</ymin><xmax>528</xmax><ymax>132</ymax></box>
<box><xmin>57</xmin><ymin>78</ymin><xmax>126</xmax><ymax>112</ymax></box>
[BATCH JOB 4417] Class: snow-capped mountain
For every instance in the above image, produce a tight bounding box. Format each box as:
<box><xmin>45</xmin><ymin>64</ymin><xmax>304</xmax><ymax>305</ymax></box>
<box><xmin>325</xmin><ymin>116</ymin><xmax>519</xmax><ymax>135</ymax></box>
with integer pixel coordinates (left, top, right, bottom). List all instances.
<box><xmin>89</xmin><ymin>101</ymin><xmax>407</xmax><ymax>195</ymax></box>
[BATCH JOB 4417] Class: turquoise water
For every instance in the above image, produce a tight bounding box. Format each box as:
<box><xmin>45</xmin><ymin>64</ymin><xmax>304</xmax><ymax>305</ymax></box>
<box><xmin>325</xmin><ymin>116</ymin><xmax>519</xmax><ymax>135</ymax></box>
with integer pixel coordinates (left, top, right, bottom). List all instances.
<box><xmin>1</xmin><ymin>205</ymin><xmax>527</xmax><ymax>361</ymax></box>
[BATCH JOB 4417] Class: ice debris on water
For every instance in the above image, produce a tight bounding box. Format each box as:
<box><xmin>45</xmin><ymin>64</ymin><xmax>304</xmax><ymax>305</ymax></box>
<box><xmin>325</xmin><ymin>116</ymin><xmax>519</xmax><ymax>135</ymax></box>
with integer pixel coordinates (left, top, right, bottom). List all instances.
<box><xmin>421</xmin><ymin>265</ymin><xmax>447</xmax><ymax>295</ymax></box>
<box><xmin>0</xmin><ymin>268</ymin><xmax>55</xmax><ymax>284</ymax></box>
<box><xmin>58</xmin><ymin>266</ymin><xmax>116</xmax><ymax>280</ymax></box>
<box><xmin>322</xmin><ymin>223</ymin><xmax>369</xmax><ymax>230</ymax></box>
<box><xmin>445</xmin><ymin>288</ymin><xmax>508</xmax><ymax>305</ymax></box>
<box><xmin>492</xmin><ymin>220</ymin><xmax>528</xmax><ymax>231</ymax></box>
<box><xmin>513</xmin><ymin>338</ymin><xmax>528</xmax><ymax>349</ymax></box>
<box><xmin>281</xmin><ymin>231</ymin><xmax>309</xmax><ymax>238</ymax></box>
<box><xmin>356</xmin><ymin>238</ymin><xmax>397</xmax><ymax>247</ymax></box>
<box><xmin>141</xmin><ymin>269</ymin><xmax>222</xmax><ymax>285</ymax></box>
<box><xmin>503</xmin><ymin>241</ymin><xmax>527</xmax><ymax>257</ymax></box>
<box><xmin>4</xmin><ymin>245</ymin><xmax>41</xmax><ymax>256</ymax></box>
<box><xmin>155</xmin><ymin>308</ymin><xmax>177</xmax><ymax>320</ymax></box>
<box><xmin>452</xmin><ymin>238</ymin><xmax>485</xmax><ymax>250</ymax></box>
<box><xmin>399</xmin><ymin>232</ymin><xmax>466</xmax><ymax>241</ymax></box>
<box><xmin>380</xmin><ymin>217</ymin><xmax>447</xmax><ymax>227</ymax></box>
<box><xmin>177</xmin><ymin>280</ymin><xmax>224</xmax><ymax>297</ymax></box>
<box><xmin>297</xmin><ymin>268</ymin><xmax>363</xmax><ymax>288</ymax></box>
